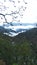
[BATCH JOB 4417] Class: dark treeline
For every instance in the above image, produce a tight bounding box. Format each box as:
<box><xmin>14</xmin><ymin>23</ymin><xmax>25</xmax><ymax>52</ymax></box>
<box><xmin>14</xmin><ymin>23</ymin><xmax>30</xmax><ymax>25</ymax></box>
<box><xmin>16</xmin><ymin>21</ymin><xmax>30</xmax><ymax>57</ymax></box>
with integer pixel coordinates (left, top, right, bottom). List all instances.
<box><xmin>0</xmin><ymin>28</ymin><xmax>37</xmax><ymax>65</ymax></box>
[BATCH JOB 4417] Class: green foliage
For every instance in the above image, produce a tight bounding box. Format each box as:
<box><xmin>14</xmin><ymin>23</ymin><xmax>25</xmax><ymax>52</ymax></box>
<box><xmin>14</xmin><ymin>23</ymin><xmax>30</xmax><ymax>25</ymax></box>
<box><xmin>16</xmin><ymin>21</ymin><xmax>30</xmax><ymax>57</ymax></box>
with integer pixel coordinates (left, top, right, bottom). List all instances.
<box><xmin>0</xmin><ymin>28</ymin><xmax>37</xmax><ymax>65</ymax></box>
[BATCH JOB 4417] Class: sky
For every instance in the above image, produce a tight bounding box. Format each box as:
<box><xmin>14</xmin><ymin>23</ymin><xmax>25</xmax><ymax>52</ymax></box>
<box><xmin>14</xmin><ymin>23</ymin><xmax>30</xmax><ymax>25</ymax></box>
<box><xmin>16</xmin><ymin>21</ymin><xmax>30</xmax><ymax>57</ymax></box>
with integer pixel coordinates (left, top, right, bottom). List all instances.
<box><xmin>0</xmin><ymin>0</ymin><xmax>37</xmax><ymax>24</ymax></box>
<box><xmin>0</xmin><ymin>0</ymin><xmax>37</xmax><ymax>36</ymax></box>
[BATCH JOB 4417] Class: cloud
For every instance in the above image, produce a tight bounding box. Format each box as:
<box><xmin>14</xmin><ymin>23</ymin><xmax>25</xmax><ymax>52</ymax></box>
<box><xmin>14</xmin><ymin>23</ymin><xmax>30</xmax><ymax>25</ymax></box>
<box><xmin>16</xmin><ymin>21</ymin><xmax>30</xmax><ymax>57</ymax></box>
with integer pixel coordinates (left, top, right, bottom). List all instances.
<box><xmin>0</xmin><ymin>0</ymin><xmax>37</xmax><ymax>23</ymax></box>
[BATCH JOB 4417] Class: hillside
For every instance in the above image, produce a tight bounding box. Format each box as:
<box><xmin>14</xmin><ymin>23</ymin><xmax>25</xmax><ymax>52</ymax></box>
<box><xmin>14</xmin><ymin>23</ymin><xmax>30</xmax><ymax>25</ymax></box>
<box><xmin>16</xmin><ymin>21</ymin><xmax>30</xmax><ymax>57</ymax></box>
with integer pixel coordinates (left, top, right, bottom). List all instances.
<box><xmin>0</xmin><ymin>28</ymin><xmax>37</xmax><ymax>65</ymax></box>
<box><xmin>12</xmin><ymin>28</ymin><xmax>37</xmax><ymax>44</ymax></box>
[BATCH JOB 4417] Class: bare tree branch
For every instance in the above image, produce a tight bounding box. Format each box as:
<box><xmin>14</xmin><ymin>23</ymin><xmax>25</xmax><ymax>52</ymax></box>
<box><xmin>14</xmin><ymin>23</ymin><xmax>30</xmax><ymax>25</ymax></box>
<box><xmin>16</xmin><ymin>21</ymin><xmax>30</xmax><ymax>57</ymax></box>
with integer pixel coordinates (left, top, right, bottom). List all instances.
<box><xmin>0</xmin><ymin>13</ymin><xmax>7</xmax><ymax>22</ymax></box>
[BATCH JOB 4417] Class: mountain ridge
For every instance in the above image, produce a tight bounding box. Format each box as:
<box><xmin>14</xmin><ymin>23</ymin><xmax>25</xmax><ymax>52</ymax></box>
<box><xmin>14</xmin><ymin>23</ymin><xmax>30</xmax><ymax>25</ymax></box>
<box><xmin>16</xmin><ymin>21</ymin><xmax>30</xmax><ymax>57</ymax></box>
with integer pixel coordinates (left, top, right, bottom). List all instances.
<box><xmin>0</xmin><ymin>27</ymin><xmax>37</xmax><ymax>65</ymax></box>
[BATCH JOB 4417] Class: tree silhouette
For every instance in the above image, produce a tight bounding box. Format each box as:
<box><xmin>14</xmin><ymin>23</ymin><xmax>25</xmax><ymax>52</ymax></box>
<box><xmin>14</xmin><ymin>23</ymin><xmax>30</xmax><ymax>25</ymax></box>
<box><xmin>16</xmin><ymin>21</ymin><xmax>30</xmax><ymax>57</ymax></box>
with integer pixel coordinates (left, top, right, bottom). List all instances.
<box><xmin>0</xmin><ymin>0</ymin><xmax>28</xmax><ymax>24</ymax></box>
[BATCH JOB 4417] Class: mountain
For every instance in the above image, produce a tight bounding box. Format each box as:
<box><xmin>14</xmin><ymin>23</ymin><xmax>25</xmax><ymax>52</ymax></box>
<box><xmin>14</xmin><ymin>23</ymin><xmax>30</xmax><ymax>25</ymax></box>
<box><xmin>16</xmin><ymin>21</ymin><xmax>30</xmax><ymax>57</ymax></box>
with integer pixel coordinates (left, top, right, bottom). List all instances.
<box><xmin>0</xmin><ymin>0</ymin><xmax>37</xmax><ymax>37</ymax></box>
<box><xmin>0</xmin><ymin>27</ymin><xmax>37</xmax><ymax>65</ymax></box>
<box><xmin>12</xmin><ymin>27</ymin><xmax>37</xmax><ymax>43</ymax></box>
<box><xmin>0</xmin><ymin>21</ymin><xmax>35</xmax><ymax>37</ymax></box>
<box><xmin>0</xmin><ymin>27</ymin><xmax>37</xmax><ymax>43</ymax></box>
<box><xmin>0</xmin><ymin>26</ymin><xmax>17</xmax><ymax>33</ymax></box>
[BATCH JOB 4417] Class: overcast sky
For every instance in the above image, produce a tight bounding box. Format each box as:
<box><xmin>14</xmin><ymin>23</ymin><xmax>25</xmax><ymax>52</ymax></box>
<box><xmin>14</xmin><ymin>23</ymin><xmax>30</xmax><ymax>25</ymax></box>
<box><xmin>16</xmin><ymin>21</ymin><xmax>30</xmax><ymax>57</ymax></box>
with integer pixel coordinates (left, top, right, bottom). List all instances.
<box><xmin>0</xmin><ymin>0</ymin><xmax>37</xmax><ymax>24</ymax></box>
<box><xmin>0</xmin><ymin>0</ymin><xmax>37</xmax><ymax>36</ymax></box>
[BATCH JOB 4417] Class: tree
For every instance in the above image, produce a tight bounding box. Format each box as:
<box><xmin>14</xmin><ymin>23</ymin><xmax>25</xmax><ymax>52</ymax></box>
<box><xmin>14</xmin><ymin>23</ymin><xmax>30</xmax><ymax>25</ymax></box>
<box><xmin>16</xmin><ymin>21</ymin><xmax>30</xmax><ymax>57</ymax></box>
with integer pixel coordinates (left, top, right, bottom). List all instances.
<box><xmin>0</xmin><ymin>0</ymin><xmax>28</xmax><ymax>24</ymax></box>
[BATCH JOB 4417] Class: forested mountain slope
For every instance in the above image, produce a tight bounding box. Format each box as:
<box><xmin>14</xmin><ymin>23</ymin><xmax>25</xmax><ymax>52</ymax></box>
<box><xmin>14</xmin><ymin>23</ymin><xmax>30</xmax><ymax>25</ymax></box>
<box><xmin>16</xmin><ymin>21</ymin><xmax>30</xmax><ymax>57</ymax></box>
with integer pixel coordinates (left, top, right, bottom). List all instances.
<box><xmin>0</xmin><ymin>28</ymin><xmax>37</xmax><ymax>65</ymax></box>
